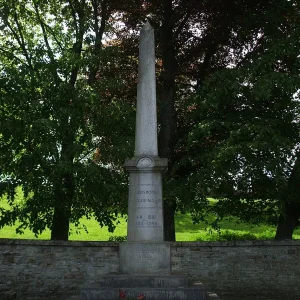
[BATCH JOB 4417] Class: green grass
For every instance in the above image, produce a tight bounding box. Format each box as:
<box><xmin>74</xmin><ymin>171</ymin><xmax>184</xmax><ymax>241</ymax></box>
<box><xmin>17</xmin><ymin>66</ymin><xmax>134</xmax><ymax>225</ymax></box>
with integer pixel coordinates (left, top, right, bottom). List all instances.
<box><xmin>1</xmin><ymin>212</ymin><xmax>299</xmax><ymax>241</ymax></box>
<box><xmin>0</xmin><ymin>197</ymin><xmax>128</xmax><ymax>240</ymax></box>
<box><xmin>1</xmin><ymin>191</ymin><xmax>300</xmax><ymax>241</ymax></box>
<box><xmin>174</xmin><ymin>213</ymin><xmax>300</xmax><ymax>241</ymax></box>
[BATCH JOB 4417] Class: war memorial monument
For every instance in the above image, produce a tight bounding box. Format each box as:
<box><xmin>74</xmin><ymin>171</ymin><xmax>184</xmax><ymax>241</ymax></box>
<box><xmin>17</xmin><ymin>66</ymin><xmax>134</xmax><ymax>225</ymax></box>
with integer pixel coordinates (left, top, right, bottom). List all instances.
<box><xmin>81</xmin><ymin>22</ymin><xmax>212</xmax><ymax>300</ymax></box>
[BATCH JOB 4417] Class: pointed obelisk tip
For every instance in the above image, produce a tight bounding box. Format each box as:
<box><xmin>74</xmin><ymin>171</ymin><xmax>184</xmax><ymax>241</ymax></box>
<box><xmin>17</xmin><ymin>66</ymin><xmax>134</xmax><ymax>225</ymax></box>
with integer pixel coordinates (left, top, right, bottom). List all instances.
<box><xmin>142</xmin><ymin>20</ymin><xmax>152</xmax><ymax>31</ymax></box>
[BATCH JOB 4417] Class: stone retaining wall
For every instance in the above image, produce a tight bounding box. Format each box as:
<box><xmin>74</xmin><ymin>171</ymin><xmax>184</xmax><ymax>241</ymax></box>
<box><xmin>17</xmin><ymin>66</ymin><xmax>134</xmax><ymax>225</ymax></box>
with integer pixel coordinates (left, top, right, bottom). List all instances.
<box><xmin>0</xmin><ymin>239</ymin><xmax>299</xmax><ymax>299</ymax></box>
<box><xmin>172</xmin><ymin>240</ymin><xmax>300</xmax><ymax>299</ymax></box>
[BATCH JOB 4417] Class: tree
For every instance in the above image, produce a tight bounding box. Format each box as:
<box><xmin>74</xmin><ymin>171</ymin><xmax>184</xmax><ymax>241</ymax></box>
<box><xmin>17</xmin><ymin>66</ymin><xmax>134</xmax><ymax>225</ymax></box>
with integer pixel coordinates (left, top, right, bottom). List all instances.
<box><xmin>110</xmin><ymin>0</ymin><xmax>281</xmax><ymax>240</ymax></box>
<box><xmin>0</xmin><ymin>0</ymin><xmax>133</xmax><ymax>239</ymax></box>
<box><xmin>157</xmin><ymin>0</ymin><xmax>280</xmax><ymax>240</ymax></box>
<box><xmin>182</xmin><ymin>0</ymin><xmax>300</xmax><ymax>239</ymax></box>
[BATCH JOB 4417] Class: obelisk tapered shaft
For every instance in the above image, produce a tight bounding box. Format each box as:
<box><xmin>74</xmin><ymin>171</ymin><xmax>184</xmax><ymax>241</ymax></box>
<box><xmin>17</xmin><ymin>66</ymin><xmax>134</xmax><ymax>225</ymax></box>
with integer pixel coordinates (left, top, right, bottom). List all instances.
<box><xmin>121</xmin><ymin>22</ymin><xmax>169</xmax><ymax>275</ymax></box>
<box><xmin>135</xmin><ymin>22</ymin><xmax>158</xmax><ymax>156</ymax></box>
<box><xmin>124</xmin><ymin>22</ymin><xmax>167</xmax><ymax>243</ymax></box>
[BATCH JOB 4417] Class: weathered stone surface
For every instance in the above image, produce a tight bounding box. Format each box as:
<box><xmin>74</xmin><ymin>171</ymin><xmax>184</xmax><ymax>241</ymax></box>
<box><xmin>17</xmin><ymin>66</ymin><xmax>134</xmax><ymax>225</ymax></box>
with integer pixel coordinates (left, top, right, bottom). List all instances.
<box><xmin>119</xmin><ymin>242</ymin><xmax>170</xmax><ymax>274</ymax></box>
<box><xmin>1</xmin><ymin>239</ymin><xmax>300</xmax><ymax>299</ymax></box>
<box><xmin>206</xmin><ymin>292</ymin><xmax>221</xmax><ymax>300</ymax></box>
<box><xmin>171</xmin><ymin>240</ymin><xmax>300</xmax><ymax>300</ymax></box>
<box><xmin>0</xmin><ymin>240</ymin><xmax>119</xmax><ymax>299</ymax></box>
<box><xmin>80</xmin><ymin>273</ymin><xmax>208</xmax><ymax>300</ymax></box>
<box><xmin>134</xmin><ymin>22</ymin><xmax>158</xmax><ymax>157</ymax></box>
<box><xmin>124</xmin><ymin>22</ymin><xmax>167</xmax><ymax>244</ymax></box>
<box><xmin>124</xmin><ymin>163</ymin><xmax>167</xmax><ymax>242</ymax></box>
<box><xmin>121</xmin><ymin>25</ymin><xmax>169</xmax><ymax>296</ymax></box>
<box><xmin>0</xmin><ymin>290</ymin><xmax>17</xmax><ymax>300</ymax></box>
<box><xmin>81</xmin><ymin>287</ymin><xmax>206</xmax><ymax>300</ymax></box>
<box><xmin>92</xmin><ymin>274</ymin><xmax>188</xmax><ymax>288</ymax></box>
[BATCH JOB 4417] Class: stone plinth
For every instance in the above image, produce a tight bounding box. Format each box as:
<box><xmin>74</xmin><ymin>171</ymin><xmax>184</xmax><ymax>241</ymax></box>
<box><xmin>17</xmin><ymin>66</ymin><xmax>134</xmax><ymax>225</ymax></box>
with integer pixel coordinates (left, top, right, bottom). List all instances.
<box><xmin>125</xmin><ymin>156</ymin><xmax>167</xmax><ymax>242</ymax></box>
<box><xmin>119</xmin><ymin>242</ymin><xmax>170</xmax><ymax>275</ymax></box>
<box><xmin>122</xmin><ymin>155</ymin><xmax>169</xmax><ymax>276</ymax></box>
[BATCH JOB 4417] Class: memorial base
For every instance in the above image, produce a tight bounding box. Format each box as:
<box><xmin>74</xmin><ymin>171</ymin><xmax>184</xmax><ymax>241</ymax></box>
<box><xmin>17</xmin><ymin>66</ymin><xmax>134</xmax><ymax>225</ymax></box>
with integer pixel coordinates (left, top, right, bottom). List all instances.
<box><xmin>79</xmin><ymin>243</ymin><xmax>221</xmax><ymax>299</ymax></box>
<box><xmin>80</xmin><ymin>274</ymin><xmax>210</xmax><ymax>300</ymax></box>
<box><xmin>119</xmin><ymin>242</ymin><xmax>170</xmax><ymax>275</ymax></box>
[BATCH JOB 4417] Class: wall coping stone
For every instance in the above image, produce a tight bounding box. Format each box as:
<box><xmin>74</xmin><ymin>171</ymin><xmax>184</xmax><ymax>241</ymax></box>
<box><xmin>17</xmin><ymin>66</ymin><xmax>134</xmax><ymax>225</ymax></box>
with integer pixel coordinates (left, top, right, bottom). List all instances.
<box><xmin>0</xmin><ymin>238</ymin><xmax>118</xmax><ymax>247</ymax></box>
<box><xmin>0</xmin><ymin>238</ymin><xmax>299</xmax><ymax>247</ymax></box>
<box><xmin>171</xmin><ymin>240</ymin><xmax>300</xmax><ymax>247</ymax></box>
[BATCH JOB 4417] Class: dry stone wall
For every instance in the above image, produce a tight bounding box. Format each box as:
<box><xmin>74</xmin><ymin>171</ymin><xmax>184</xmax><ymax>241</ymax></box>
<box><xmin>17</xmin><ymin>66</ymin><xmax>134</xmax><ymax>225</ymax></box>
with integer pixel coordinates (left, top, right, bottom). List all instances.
<box><xmin>171</xmin><ymin>240</ymin><xmax>300</xmax><ymax>300</ymax></box>
<box><xmin>0</xmin><ymin>239</ymin><xmax>299</xmax><ymax>300</ymax></box>
<box><xmin>0</xmin><ymin>240</ymin><xmax>119</xmax><ymax>299</ymax></box>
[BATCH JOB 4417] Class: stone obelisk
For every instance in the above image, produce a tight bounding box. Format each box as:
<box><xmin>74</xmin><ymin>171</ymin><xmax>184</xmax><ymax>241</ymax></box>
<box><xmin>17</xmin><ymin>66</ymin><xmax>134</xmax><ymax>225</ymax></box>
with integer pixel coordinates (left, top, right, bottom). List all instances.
<box><xmin>81</xmin><ymin>22</ymin><xmax>213</xmax><ymax>300</ymax></box>
<box><xmin>81</xmin><ymin>22</ymin><xmax>209</xmax><ymax>300</ymax></box>
<box><xmin>119</xmin><ymin>22</ymin><xmax>169</xmax><ymax>275</ymax></box>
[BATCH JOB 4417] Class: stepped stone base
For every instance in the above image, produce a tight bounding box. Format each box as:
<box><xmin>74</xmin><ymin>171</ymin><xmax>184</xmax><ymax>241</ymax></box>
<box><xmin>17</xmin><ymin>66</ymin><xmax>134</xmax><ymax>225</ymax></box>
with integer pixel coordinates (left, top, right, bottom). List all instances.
<box><xmin>81</xmin><ymin>274</ymin><xmax>208</xmax><ymax>300</ymax></box>
<box><xmin>81</xmin><ymin>287</ymin><xmax>206</xmax><ymax>300</ymax></box>
<box><xmin>91</xmin><ymin>274</ymin><xmax>188</xmax><ymax>288</ymax></box>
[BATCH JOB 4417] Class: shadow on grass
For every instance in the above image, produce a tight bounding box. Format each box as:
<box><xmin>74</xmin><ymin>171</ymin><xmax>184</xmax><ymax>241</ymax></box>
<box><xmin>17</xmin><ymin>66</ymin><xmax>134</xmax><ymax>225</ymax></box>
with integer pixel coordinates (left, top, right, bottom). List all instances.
<box><xmin>174</xmin><ymin>213</ymin><xmax>274</xmax><ymax>233</ymax></box>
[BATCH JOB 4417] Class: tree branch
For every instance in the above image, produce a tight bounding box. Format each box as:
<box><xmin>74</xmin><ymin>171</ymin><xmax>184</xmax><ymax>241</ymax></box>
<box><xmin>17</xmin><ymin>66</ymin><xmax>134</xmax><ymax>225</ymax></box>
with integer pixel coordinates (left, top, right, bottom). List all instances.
<box><xmin>88</xmin><ymin>0</ymin><xmax>109</xmax><ymax>85</ymax></box>
<box><xmin>69</xmin><ymin>0</ymin><xmax>86</xmax><ymax>86</ymax></box>
<box><xmin>6</xmin><ymin>15</ymin><xmax>33</xmax><ymax>71</ymax></box>
<box><xmin>0</xmin><ymin>47</ymin><xmax>29</xmax><ymax>66</ymax></box>
<box><xmin>33</xmin><ymin>2</ymin><xmax>59</xmax><ymax>81</ymax></box>
<box><xmin>42</xmin><ymin>23</ymin><xmax>64</xmax><ymax>52</ymax></box>
<box><xmin>67</xmin><ymin>0</ymin><xmax>79</xmax><ymax>36</ymax></box>
<box><xmin>236</xmin><ymin>34</ymin><xmax>265</xmax><ymax>68</ymax></box>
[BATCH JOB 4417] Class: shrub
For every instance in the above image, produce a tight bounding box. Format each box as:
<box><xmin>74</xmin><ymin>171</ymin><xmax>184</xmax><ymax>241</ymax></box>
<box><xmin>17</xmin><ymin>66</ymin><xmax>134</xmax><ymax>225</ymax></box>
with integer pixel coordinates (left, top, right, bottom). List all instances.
<box><xmin>196</xmin><ymin>230</ymin><xmax>257</xmax><ymax>241</ymax></box>
<box><xmin>108</xmin><ymin>235</ymin><xmax>127</xmax><ymax>242</ymax></box>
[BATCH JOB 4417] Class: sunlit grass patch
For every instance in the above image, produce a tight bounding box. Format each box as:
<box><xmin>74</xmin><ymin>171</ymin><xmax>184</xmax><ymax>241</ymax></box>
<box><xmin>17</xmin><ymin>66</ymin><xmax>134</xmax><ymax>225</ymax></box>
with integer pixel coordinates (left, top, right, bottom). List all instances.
<box><xmin>1</xmin><ymin>193</ymin><xmax>300</xmax><ymax>241</ymax></box>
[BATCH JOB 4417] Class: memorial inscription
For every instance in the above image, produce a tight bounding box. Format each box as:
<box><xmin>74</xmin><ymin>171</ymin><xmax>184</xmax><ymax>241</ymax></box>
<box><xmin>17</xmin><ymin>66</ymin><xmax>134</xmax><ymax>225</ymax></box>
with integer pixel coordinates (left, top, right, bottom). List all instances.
<box><xmin>135</xmin><ymin>183</ymin><xmax>161</xmax><ymax>228</ymax></box>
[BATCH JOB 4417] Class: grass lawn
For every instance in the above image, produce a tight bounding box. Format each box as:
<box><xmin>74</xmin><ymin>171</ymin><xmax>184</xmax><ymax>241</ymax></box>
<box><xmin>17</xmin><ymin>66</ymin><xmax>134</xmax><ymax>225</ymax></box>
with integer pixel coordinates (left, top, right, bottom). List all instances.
<box><xmin>1</xmin><ymin>212</ymin><xmax>299</xmax><ymax>241</ymax></box>
<box><xmin>1</xmin><ymin>192</ymin><xmax>299</xmax><ymax>241</ymax></box>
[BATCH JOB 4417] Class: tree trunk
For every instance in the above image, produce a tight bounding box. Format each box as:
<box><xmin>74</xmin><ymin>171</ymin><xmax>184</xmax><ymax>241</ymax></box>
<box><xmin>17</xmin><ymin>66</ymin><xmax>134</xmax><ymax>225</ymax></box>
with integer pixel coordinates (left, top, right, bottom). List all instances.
<box><xmin>51</xmin><ymin>197</ymin><xmax>71</xmax><ymax>240</ymax></box>
<box><xmin>275</xmin><ymin>199</ymin><xmax>300</xmax><ymax>240</ymax></box>
<box><xmin>275</xmin><ymin>212</ymin><xmax>298</xmax><ymax>240</ymax></box>
<box><xmin>51</xmin><ymin>171</ymin><xmax>74</xmax><ymax>240</ymax></box>
<box><xmin>50</xmin><ymin>111</ymin><xmax>75</xmax><ymax>240</ymax></box>
<box><xmin>275</xmin><ymin>152</ymin><xmax>300</xmax><ymax>240</ymax></box>
<box><xmin>158</xmin><ymin>0</ymin><xmax>176</xmax><ymax>241</ymax></box>
<box><xmin>49</xmin><ymin>11</ymin><xmax>83</xmax><ymax>239</ymax></box>
<box><xmin>163</xmin><ymin>200</ymin><xmax>177</xmax><ymax>241</ymax></box>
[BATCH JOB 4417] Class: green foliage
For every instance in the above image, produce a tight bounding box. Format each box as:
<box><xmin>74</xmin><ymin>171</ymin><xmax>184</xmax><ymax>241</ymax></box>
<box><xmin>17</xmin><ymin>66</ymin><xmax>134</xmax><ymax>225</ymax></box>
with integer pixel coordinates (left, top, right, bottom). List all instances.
<box><xmin>108</xmin><ymin>235</ymin><xmax>127</xmax><ymax>242</ymax></box>
<box><xmin>0</xmin><ymin>0</ymin><xmax>299</xmax><ymax>239</ymax></box>
<box><xmin>196</xmin><ymin>229</ymin><xmax>276</xmax><ymax>242</ymax></box>
<box><xmin>0</xmin><ymin>0</ymin><xmax>135</xmax><ymax>238</ymax></box>
<box><xmin>180</xmin><ymin>0</ymin><xmax>300</xmax><ymax>231</ymax></box>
